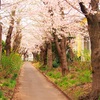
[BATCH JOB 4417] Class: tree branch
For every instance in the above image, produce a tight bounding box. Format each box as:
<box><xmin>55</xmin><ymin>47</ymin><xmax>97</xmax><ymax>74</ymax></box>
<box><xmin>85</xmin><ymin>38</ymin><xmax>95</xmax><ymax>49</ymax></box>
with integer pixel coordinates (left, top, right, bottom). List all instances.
<box><xmin>64</xmin><ymin>0</ymin><xmax>82</xmax><ymax>14</ymax></box>
<box><xmin>79</xmin><ymin>2</ymin><xmax>89</xmax><ymax>16</ymax></box>
<box><xmin>91</xmin><ymin>0</ymin><xmax>99</xmax><ymax>11</ymax></box>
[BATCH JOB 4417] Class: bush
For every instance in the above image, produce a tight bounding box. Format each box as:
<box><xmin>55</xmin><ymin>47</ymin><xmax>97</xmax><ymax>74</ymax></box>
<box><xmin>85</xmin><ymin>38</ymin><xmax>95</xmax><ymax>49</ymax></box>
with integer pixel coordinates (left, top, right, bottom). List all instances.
<box><xmin>1</xmin><ymin>53</ymin><xmax>22</xmax><ymax>78</ymax></box>
<box><xmin>0</xmin><ymin>53</ymin><xmax>22</xmax><ymax>100</ymax></box>
<box><xmin>39</xmin><ymin>66</ymin><xmax>48</xmax><ymax>72</ymax></box>
<box><xmin>82</xmin><ymin>49</ymin><xmax>91</xmax><ymax>62</ymax></box>
<box><xmin>2</xmin><ymin>41</ymin><xmax>6</xmax><ymax>53</ymax></box>
<box><xmin>53</xmin><ymin>59</ymin><xmax>59</xmax><ymax>68</ymax></box>
<box><xmin>73</xmin><ymin>49</ymin><xmax>91</xmax><ymax>62</ymax></box>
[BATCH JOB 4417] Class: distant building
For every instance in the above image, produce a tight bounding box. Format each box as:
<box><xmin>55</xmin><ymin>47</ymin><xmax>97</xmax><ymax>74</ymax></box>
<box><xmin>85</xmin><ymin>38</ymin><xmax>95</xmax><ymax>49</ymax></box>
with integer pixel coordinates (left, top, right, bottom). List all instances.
<box><xmin>73</xmin><ymin>34</ymin><xmax>91</xmax><ymax>55</ymax></box>
<box><xmin>71</xmin><ymin>18</ymin><xmax>91</xmax><ymax>61</ymax></box>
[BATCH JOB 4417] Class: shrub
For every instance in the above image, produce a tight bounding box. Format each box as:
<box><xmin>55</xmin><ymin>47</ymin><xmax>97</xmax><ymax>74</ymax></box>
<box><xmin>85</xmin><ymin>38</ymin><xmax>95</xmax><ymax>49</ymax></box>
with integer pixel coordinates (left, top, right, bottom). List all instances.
<box><xmin>53</xmin><ymin>59</ymin><xmax>59</xmax><ymax>68</ymax></box>
<box><xmin>0</xmin><ymin>53</ymin><xmax>22</xmax><ymax>100</ymax></box>
<box><xmin>1</xmin><ymin>53</ymin><xmax>22</xmax><ymax>78</ymax></box>
<box><xmin>39</xmin><ymin>66</ymin><xmax>48</xmax><ymax>72</ymax></box>
<box><xmin>82</xmin><ymin>49</ymin><xmax>91</xmax><ymax>62</ymax></box>
<box><xmin>2</xmin><ymin>41</ymin><xmax>6</xmax><ymax>53</ymax></box>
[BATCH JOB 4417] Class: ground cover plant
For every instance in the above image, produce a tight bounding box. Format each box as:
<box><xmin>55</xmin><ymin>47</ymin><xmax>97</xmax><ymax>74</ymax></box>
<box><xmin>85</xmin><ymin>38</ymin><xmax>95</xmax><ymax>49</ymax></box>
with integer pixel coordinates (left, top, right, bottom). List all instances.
<box><xmin>34</xmin><ymin>60</ymin><xmax>92</xmax><ymax>100</ymax></box>
<box><xmin>0</xmin><ymin>53</ymin><xmax>22</xmax><ymax>100</ymax></box>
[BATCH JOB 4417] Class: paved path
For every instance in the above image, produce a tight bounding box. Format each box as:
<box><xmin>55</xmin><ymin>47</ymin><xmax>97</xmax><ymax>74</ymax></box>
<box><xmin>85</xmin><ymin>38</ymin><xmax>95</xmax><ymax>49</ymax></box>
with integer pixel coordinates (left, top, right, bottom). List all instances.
<box><xmin>13</xmin><ymin>62</ymin><xmax>68</xmax><ymax>100</ymax></box>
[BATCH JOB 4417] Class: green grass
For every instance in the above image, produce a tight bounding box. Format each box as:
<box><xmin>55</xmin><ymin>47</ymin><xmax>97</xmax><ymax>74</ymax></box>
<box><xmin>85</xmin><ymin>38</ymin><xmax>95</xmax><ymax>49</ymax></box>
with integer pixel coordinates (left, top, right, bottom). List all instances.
<box><xmin>47</xmin><ymin>71</ymin><xmax>61</xmax><ymax>79</ymax></box>
<box><xmin>0</xmin><ymin>90</ymin><xmax>7</xmax><ymax>100</ymax></box>
<box><xmin>3</xmin><ymin>79</ymin><xmax>16</xmax><ymax>88</ymax></box>
<box><xmin>0</xmin><ymin>53</ymin><xmax>22</xmax><ymax>100</ymax></box>
<box><xmin>74</xmin><ymin>89</ymin><xmax>84</xmax><ymax>100</ymax></box>
<box><xmin>1</xmin><ymin>53</ymin><xmax>22</xmax><ymax>76</ymax></box>
<box><xmin>46</xmin><ymin>69</ymin><xmax>91</xmax><ymax>89</ymax></box>
<box><xmin>78</xmin><ymin>70</ymin><xmax>92</xmax><ymax>83</ymax></box>
<box><xmin>34</xmin><ymin>61</ymin><xmax>92</xmax><ymax>100</ymax></box>
<box><xmin>98</xmin><ymin>96</ymin><xmax>100</xmax><ymax>100</ymax></box>
<box><xmin>39</xmin><ymin>66</ymin><xmax>48</xmax><ymax>72</ymax></box>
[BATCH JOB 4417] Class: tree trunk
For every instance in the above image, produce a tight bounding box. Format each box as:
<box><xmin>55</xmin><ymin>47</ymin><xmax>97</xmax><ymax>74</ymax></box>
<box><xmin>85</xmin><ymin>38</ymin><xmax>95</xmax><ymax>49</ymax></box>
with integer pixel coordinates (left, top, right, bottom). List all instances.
<box><xmin>39</xmin><ymin>45</ymin><xmax>47</xmax><ymax>66</ymax></box>
<box><xmin>60</xmin><ymin>37</ymin><xmax>68</xmax><ymax>76</ymax></box>
<box><xmin>13</xmin><ymin>18</ymin><xmax>22</xmax><ymax>53</ymax></box>
<box><xmin>23</xmin><ymin>54</ymin><xmax>26</xmax><ymax>61</ymax></box>
<box><xmin>47</xmin><ymin>41</ymin><xmax>53</xmax><ymax>70</ymax></box>
<box><xmin>60</xmin><ymin>51</ymin><xmax>68</xmax><ymax>76</ymax></box>
<box><xmin>88</xmin><ymin>16</ymin><xmax>100</xmax><ymax>99</ymax></box>
<box><xmin>54</xmin><ymin>34</ymin><xmax>68</xmax><ymax>76</ymax></box>
<box><xmin>43</xmin><ymin>45</ymin><xmax>47</xmax><ymax>66</ymax></box>
<box><xmin>68</xmin><ymin>46</ymin><xmax>75</xmax><ymax>62</ymax></box>
<box><xmin>79</xmin><ymin>1</ymin><xmax>100</xmax><ymax>99</ymax></box>
<box><xmin>23</xmin><ymin>50</ymin><xmax>28</xmax><ymax>61</ymax></box>
<box><xmin>40</xmin><ymin>47</ymin><xmax>44</xmax><ymax>62</ymax></box>
<box><xmin>13</xmin><ymin>33</ymin><xmax>22</xmax><ymax>53</ymax></box>
<box><xmin>5</xmin><ymin>9</ymin><xmax>16</xmax><ymax>56</ymax></box>
<box><xmin>0</xmin><ymin>23</ymin><xmax>2</xmax><ymax>61</ymax></box>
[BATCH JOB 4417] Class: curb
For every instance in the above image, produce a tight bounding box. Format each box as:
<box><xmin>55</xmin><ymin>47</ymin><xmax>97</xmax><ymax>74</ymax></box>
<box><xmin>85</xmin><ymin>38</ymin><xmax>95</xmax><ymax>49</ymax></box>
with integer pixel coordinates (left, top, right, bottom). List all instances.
<box><xmin>34</xmin><ymin>65</ymin><xmax>72</xmax><ymax>100</ymax></box>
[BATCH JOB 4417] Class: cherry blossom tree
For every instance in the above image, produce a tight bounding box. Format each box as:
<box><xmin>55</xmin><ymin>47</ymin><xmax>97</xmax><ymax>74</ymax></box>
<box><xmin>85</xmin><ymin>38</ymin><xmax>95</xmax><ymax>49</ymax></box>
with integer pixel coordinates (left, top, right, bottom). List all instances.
<box><xmin>5</xmin><ymin>6</ymin><xmax>16</xmax><ymax>56</ymax></box>
<box><xmin>64</xmin><ymin>0</ymin><xmax>100</xmax><ymax>99</ymax></box>
<box><xmin>0</xmin><ymin>0</ymin><xmax>2</xmax><ymax>61</ymax></box>
<box><xmin>12</xmin><ymin>17</ymin><xmax>22</xmax><ymax>53</ymax></box>
<box><xmin>1</xmin><ymin>0</ymin><xmax>36</xmax><ymax>55</ymax></box>
<box><xmin>38</xmin><ymin>0</ymin><xmax>81</xmax><ymax>75</ymax></box>
<box><xmin>78</xmin><ymin>0</ymin><xmax>100</xmax><ymax>99</ymax></box>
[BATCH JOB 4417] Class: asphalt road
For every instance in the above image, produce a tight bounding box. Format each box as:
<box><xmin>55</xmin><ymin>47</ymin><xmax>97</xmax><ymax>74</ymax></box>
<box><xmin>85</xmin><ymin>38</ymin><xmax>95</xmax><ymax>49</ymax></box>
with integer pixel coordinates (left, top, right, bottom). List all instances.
<box><xmin>13</xmin><ymin>62</ymin><xmax>68</xmax><ymax>100</ymax></box>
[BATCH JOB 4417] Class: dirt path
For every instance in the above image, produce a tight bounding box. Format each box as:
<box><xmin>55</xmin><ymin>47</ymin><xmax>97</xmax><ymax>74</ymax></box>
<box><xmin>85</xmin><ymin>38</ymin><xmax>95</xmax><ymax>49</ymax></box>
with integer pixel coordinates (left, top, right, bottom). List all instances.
<box><xmin>13</xmin><ymin>62</ymin><xmax>68</xmax><ymax>100</ymax></box>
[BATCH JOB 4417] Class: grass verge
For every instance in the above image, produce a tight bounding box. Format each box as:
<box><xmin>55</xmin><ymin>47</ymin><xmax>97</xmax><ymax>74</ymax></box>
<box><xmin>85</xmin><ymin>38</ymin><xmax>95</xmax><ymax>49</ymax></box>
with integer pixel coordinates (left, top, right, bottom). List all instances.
<box><xmin>33</xmin><ymin>61</ymin><xmax>92</xmax><ymax>100</ymax></box>
<box><xmin>0</xmin><ymin>53</ymin><xmax>22</xmax><ymax>100</ymax></box>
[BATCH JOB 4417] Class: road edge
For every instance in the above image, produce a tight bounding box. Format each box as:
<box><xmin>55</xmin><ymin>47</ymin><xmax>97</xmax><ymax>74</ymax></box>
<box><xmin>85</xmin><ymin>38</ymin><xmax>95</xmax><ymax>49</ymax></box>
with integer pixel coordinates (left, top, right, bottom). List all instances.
<box><xmin>32</xmin><ymin>63</ymin><xmax>72</xmax><ymax>100</ymax></box>
<box><xmin>10</xmin><ymin>63</ymin><xmax>24</xmax><ymax>100</ymax></box>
